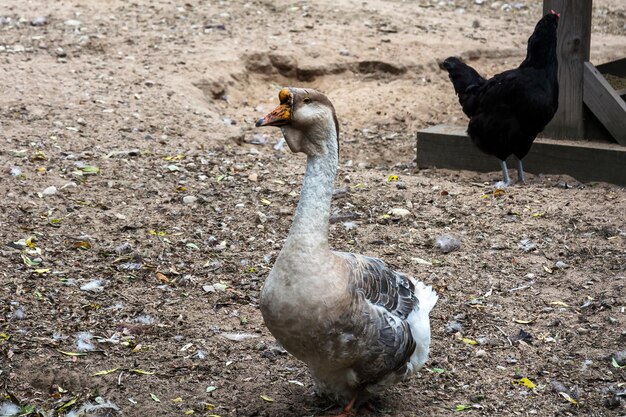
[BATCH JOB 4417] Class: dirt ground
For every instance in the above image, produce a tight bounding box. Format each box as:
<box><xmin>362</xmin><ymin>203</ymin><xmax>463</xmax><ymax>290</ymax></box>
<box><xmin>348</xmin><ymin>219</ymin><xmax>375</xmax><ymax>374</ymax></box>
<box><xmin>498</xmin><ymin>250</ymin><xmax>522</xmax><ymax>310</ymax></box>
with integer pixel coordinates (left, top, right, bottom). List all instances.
<box><xmin>1</xmin><ymin>0</ymin><xmax>625</xmax><ymax>416</ymax></box>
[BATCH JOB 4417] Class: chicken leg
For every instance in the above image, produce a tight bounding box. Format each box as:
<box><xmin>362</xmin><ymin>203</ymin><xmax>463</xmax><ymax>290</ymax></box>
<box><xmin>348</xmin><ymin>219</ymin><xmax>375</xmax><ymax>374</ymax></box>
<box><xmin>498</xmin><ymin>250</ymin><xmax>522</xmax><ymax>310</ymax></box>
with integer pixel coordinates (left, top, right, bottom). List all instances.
<box><xmin>499</xmin><ymin>160</ymin><xmax>511</xmax><ymax>185</ymax></box>
<box><xmin>515</xmin><ymin>156</ymin><xmax>526</xmax><ymax>184</ymax></box>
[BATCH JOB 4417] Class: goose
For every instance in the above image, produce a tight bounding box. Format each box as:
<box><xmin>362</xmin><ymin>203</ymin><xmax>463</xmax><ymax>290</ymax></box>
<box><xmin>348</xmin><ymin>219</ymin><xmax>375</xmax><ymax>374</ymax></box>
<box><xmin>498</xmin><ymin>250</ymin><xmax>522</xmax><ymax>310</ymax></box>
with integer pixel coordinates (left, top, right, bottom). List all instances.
<box><xmin>255</xmin><ymin>87</ymin><xmax>438</xmax><ymax>416</ymax></box>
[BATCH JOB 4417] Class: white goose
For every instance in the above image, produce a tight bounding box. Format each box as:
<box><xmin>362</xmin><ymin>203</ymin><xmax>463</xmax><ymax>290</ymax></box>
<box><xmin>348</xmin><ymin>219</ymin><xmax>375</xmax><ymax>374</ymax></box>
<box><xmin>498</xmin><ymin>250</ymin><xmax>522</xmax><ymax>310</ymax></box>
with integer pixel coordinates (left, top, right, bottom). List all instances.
<box><xmin>256</xmin><ymin>87</ymin><xmax>438</xmax><ymax>416</ymax></box>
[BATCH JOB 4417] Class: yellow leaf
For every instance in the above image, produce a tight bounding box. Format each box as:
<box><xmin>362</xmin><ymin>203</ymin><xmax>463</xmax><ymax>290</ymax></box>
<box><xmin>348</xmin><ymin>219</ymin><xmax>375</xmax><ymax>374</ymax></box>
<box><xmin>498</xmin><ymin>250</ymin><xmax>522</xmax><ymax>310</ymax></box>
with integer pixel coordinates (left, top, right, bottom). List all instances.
<box><xmin>550</xmin><ymin>301</ymin><xmax>569</xmax><ymax>307</ymax></box>
<box><xmin>57</xmin><ymin>350</ymin><xmax>87</xmax><ymax>356</ymax></box>
<box><xmin>56</xmin><ymin>397</ymin><xmax>77</xmax><ymax>412</ymax></box>
<box><xmin>532</xmin><ymin>212</ymin><xmax>544</xmax><ymax>218</ymax></box>
<box><xmin>205</xmin><ymin>403</ymin><xmax>215</xmax><ymax>410</ymax></box>
<box><xmin>33</xmin><ymin>268</ymin><xmax>51</xmax><ymax>274</ymax></box>
<box><xmin>133</xmin><ymin>369</ymin><xmax>155</xmax><ymax>375</ymax></box>
<box><xmin>171</xmin><ymin>398</ymin><xmax>183</xmax><ymax>403</ymax></box>
<box><xmin>32</xmin><ymin>150</ymin><xmax>48</xmax><ymax>161</ymax></box>
<box><xmin>260</xmin><ymin>198</ymin><xmax>272</xmax><ymax>205</ymax></box>
<box><xmin>0</xmin><ymin>333</ymin><xmax>10</xmax><ymax>341</ymax></box>
<box><xmin>543</xmin><ymin>265</ymin><xmax>553</xmax><ymax>274</ymax></box>
<box><xmin>387</xmin><ymin>175</ymin><xmax>398</xmax><ymax>182</ymax></box>
<box><xmin>25</xmin><ymin>236</ymin><xmax>37</xmax><ymax>248</ymax></box>
<box><xmin>184</xmin><ymin>411</ymin><xmax>195</xmax><ymax>415</ymax></box>
<box><xmin>559</xmin><ymin>392</ymin><xmax>578</xmax><ymax>406</ymax></box>
<box><xmin>513</xmin><ymin>377</ymin><xmax>536</xmax><ymax>389</ymax></box>
<box><xmin>260</xmin><ymin>395</ymin><xmax>274</xmax><ymax>403</ymax></box>
<box><xmin>493</xmin><ymin>189</ymin><xmax>506</xmax><ymax>197</ymax></box>
<box><xmin>92</xmin><ymin>368</ymin><xmax>119</xmax><ymax>376</ymax></box>
<box><xmin>164</xmin><ymin>154</ymin><xmax>185</xmax><ymax>161</ymax></box>
<box><xmin>461</xmin><ymin>338</ymin><xmax>477</xmax><ymax>345</ymax></box>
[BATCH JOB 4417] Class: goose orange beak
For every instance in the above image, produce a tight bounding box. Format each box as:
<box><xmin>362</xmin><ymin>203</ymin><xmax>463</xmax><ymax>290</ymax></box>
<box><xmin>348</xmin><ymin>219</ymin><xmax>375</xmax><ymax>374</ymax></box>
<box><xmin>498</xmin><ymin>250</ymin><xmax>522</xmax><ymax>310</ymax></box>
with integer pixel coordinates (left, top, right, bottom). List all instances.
<box><xmin>256</xmin><ymin>88</ymin><xmax>293</xmax><ymax>127</ymax></box>
<box><xmin>255</xmin><ymin>103</ymin><xmax>291</xmax><ymax>127</ymax></box>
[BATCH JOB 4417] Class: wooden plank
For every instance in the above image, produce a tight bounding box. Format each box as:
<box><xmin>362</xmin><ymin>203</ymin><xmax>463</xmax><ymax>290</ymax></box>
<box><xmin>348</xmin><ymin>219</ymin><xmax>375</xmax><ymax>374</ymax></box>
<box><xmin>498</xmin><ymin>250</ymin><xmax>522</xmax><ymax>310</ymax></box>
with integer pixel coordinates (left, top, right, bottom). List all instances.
<box><xmin>583</xmin><ymin>62</ymin><xmax>626</xmax><ymax>146</ymax></box>
<box><xmin>596</xmin><ymin>57</ymin><xmax>626</xmax><ymax>77</ymax></box>
<box><xmin>416</xmin><ymin>124</ymin><xmax>626</xmax><ymax>185</ymax></box>
<box><xmin>542</xmin><ymin>0</ymin><xmax>592</xmax><ymax>139</ymax></box>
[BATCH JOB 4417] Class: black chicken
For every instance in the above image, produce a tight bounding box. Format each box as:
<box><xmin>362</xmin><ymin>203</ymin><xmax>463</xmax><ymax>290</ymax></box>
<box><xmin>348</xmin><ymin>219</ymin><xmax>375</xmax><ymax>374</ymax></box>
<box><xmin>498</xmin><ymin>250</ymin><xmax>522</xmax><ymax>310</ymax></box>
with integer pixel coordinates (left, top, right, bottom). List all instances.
<box><xmin>443</xmin><ymin>11</ymin><xmax>560</xmax><ymax>184</ymax></box>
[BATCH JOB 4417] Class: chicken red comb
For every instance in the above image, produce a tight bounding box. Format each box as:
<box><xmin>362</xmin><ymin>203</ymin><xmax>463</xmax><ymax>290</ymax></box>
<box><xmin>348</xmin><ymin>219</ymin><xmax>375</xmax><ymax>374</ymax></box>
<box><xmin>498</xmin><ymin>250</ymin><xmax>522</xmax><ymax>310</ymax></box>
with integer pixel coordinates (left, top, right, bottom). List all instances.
<box><xmin>550</xmin><ymin>9</ymin><xmax>560</xmax><ymax>18</ymax></box>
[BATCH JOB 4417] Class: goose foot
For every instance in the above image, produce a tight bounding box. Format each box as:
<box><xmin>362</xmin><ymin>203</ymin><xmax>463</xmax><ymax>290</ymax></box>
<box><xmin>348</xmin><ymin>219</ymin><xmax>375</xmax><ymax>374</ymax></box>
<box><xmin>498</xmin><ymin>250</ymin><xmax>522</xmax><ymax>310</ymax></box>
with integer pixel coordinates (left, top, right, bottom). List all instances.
<box><xmin>319</xmin><ymin>395</ymin><xmax>357</xmax><ymax>417</ymax></box>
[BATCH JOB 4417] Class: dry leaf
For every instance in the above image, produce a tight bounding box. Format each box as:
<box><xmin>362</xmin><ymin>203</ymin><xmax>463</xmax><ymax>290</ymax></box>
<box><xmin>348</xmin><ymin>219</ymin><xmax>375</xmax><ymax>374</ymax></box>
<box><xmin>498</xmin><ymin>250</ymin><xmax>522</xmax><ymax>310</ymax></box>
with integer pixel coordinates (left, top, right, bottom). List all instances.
<box><xmin>133</xmin><ymin>369</ymin><xmax>155</xmax><ymax>375</ymax></box>
<box><xmin>260</xmin><ymin>395</ymin><xmax>274</xmax><ymax>403</ymax></box>
<box><xmin>550</xmin><ymin>301</ymin><xmax>569</xmax><ymax>307</ymax></box>
<box><xmin>57</xmin><ymin>350</ymin><xmax>87</xmax><ymax>356</ymax></box>
<box><xmin>73</xmin><ymin>241</ymin><xmax>92</xmax><ymax>250</ymax></box>
<box><xmin>56</xmin><ymin>398</ymin><xmax>77</xmax><ymax>412</ymax></box>
<box><xmin>156</xmin><ymin>272</ymin><xmax>169</xmax><ymax>283</ymax></box>
<box><xmin>92</xmin><ymin>368</ymin><xmax>119</xmax><ymax>376</ymax></box>
<box><xmin>559</xmin><ymin>392</ymin><xmax>578</xmax><ymax>406</ymax></box>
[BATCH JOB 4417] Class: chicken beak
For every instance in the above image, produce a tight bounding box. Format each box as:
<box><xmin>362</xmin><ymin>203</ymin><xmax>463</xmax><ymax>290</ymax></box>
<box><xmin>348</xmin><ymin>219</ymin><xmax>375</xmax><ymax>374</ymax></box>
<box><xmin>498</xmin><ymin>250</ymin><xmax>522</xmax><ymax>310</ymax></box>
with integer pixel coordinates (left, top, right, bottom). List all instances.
<box><xmin>255</xmin><ymin>103</ymin><xmax>291</xmax><ymax>127</ymax></box>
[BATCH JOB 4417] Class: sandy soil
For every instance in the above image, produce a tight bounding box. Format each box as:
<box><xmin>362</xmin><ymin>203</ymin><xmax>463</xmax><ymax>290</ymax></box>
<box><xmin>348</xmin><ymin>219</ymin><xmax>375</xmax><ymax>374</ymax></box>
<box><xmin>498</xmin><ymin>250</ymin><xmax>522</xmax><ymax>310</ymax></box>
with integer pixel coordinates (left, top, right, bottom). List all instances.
<box><xmin>1</xmin><ymin>0</ymin><xmax>625</xmax><ymax>416</ymax></box>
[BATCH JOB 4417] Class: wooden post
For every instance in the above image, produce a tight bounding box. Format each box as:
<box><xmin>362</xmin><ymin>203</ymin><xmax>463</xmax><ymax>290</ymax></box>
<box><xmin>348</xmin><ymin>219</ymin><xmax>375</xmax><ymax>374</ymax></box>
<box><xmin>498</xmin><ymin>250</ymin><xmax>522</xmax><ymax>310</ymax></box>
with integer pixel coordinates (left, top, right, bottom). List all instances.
<box><xmin>542</xmin><ymin>0</ymin><xmax>592</xmax><ymax>139</ymax></box>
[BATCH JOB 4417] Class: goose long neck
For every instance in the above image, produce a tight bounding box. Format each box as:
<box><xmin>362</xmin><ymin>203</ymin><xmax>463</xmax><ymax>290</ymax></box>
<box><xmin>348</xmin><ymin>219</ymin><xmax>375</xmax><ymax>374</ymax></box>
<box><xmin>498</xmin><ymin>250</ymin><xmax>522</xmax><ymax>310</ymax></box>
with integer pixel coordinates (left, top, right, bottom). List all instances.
<box><xmin>285</xmin><ymin>137</ymin><xmax>338</xmax><ymax>250</ymax></box>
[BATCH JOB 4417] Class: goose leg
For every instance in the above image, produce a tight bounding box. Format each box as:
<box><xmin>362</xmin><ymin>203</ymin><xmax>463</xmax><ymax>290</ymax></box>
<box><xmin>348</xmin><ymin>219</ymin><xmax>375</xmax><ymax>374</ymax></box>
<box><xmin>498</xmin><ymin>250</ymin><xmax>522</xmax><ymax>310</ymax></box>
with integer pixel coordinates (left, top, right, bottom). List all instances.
<box><xmin>515</xmin><ymin>157</ymin><xmax>526</xmax><ymax>184</ymax></box>
<box><xmin>320</xmin><ymin>395</ymin><xmax>357</xmax><ymax>417</ymax></box>
<box><xmin>499</xmin><ymin>160</ymin><xmax>511</xmax><ymax>185</ymax></box>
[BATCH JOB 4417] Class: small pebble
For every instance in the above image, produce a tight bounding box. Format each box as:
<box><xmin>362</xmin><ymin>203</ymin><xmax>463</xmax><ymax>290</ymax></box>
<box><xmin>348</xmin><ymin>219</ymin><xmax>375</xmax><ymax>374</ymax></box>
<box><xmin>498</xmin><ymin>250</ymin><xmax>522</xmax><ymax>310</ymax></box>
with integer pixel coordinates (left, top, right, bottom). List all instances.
<box><xmin>343</xmin><ymin>221</ymin><xmax>358</xmax><ymax>231</ymax></box>
<box><xmin>183</xmin><ymin>195</ymin><xmax>198</xmax><ymax>204</ymax></box>
<box><xmin>31</xmin><ymin>16</ymin><xmax>47</xmax><ymax>26</ymax></box>
<box><xmin>435</xmin><ymin>235</ymin><xmax>462</xmax><ymax>253</ymax></box>
<box><xmin>80</xmin><ymin>279</ymin><xmax>105</xmax><ymax>292</ymax></box>
<box><xmin>554</xmin><ymin>261</ymin><xmax>568</xmax><ymax>269</ymax></box>
<box><xmin>476</xmin><ymin>349</ymin><xmax>487</xmax><ymax>357</ymax></box>
<box><xmin>247</xmin><ymin>134</ymin><xmax>267</xmax><ymax>145</ymax></box>
<box><xmin>115</xmin><ymin>242</ymin><xmax>133</xmax><ymax>254</ymax></box>
<box><xmin>445</xmin><ymin>320</ymin><xmax>463</xmax><ymax>333</ymax></box>
<box><xmin>518</xmin><ymin>239</ymin><xmax>536</xmax><ymax>252</ymax></box>
<box><xmin>389</xmin><ymin>208</ymin><xmax>411</xmax><ymax>218</ymax></box>
<box><xmin>41</xmin><ymin>186</ymin><xmax>58</xmax><ymax>196</ymax></box>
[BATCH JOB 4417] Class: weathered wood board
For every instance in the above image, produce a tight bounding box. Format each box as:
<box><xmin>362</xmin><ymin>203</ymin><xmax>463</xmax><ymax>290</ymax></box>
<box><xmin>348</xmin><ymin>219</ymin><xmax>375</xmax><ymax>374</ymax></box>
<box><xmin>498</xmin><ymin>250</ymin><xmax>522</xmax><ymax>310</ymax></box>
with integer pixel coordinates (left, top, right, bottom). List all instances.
<box><xmin>416</xmin><ymin>125</ymin><xmax>626</xmax><ymax>185</ymax></box>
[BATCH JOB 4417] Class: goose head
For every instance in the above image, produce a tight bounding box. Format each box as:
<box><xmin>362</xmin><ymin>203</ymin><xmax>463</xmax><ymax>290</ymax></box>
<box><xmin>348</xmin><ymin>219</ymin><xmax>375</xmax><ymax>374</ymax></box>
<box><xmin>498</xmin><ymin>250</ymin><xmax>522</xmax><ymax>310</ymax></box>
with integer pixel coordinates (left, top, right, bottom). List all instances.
<box><xmin>256</xmin><ymin>87</ymin><xmax>339</xmax><ymax>156</ymax></box>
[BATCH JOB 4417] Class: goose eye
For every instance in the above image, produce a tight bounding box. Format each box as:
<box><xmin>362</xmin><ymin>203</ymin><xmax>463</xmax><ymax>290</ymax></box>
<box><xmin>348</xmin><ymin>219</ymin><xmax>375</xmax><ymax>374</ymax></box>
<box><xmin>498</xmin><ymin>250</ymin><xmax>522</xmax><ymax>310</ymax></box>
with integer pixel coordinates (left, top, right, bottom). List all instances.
<box><xmin>302</xmin><ymin>97</ymin><xmax>312</xmax><ymax>104</ymax></box>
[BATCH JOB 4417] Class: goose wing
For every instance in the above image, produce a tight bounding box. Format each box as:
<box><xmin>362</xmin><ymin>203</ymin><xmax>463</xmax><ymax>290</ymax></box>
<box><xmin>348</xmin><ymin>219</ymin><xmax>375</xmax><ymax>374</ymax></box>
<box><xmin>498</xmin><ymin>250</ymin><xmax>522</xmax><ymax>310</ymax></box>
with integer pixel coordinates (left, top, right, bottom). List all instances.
<box><xmin>339</xmin><ymin>252</ymin><xmax>419</xmax><ymax>384</ymax></box>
